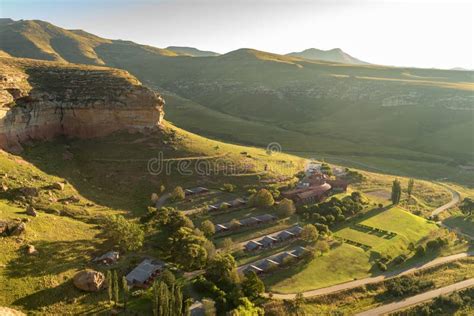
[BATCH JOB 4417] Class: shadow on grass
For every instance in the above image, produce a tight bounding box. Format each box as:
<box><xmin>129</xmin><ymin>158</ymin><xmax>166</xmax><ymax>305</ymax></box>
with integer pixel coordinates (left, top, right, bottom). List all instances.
<box><xmin>12</xmin><ymin>279</ymin><xmax>109</xmax><ymax>313</ymax></box>
<box><xmin>6</xmin><ymin>239</ymin><xmax>103</xmax><ymax>278</ymax></box>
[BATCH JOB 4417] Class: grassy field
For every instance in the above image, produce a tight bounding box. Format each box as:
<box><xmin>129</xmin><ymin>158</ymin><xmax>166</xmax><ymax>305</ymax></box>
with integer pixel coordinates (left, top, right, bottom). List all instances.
<box><xmin>265</xmin><ymin>207</ymin><xmax>439</xmax><ymax>294</ymax></box>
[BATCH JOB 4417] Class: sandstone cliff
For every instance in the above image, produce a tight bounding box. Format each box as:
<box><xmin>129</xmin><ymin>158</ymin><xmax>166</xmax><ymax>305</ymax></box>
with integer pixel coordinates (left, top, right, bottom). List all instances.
<box><xmin>0</xmin><ymin>57</ymin><xmax>164</xmax><ymax>151</ymax></box>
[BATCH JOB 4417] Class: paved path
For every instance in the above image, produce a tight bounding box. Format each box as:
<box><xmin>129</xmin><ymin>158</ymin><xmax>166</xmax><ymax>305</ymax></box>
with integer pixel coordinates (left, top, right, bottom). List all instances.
<box><xmin>355</xmin><ymin>278</ymin><xmax>474</xmax><ymax>316</ymax></box>
<box><xmin>430</xmin><ymin>184</ymin><xmax>460</xmax><ymax>217</ymax></box>
<box><xmin>266</xmin><ymin>251</ymin><xmax>472</xmax><ymax>299</ymax></box>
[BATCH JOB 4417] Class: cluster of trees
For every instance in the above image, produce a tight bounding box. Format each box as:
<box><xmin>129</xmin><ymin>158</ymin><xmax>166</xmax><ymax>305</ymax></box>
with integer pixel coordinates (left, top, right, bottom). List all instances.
<box><xmin>106</xmin><ymin>270</ymin><xmax>128</xmax><ymax>308</ymax></box>
<box><xmin>396</xmin><ymin>288</ymin><xmax>473</xmax><ymax>316</ymax></box>
<box><xmin>385</xmin><ymin>276</ymin><xmax>434</xmax><ymax>297</ymax></box>
<box><xmin>155</xmin><ymin>208</ymin><xmax>215</xmax><ymax>270</ymax></box>
<box><xmin>249</xmin><ymin>188</ymin><xmax>275</xmax><ymax>208</ymax></box>
<box><xmin>104</xmin><ymin>215</ymin><xmax>144</xmax><ymax>251</ymax></box>
<box><xmin>459</xmin><ymin>197</ymin><xmax>474</xmax><ymax>216</ymax></box>
<box><xmin>151</xmin><ymin>274</ymin><xmax>187</xmax><ymax>316</ymax></box>
<box><xmin>194</xmin><ymin>253</ymin><xmax>265</xmax><ymax>314</ymax></box>
<box><xmin>299</xmin><ymin>192</ymin><xmax>365</xmax><ymax>227</ymax></box>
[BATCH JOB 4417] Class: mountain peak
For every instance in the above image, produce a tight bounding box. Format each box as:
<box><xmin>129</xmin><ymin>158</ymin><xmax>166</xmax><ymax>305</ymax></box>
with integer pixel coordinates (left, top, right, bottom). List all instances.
<box><xmin>287</xmin><ymin>48</ymin><xmax>368</xmax><ymax>65</ymax></box>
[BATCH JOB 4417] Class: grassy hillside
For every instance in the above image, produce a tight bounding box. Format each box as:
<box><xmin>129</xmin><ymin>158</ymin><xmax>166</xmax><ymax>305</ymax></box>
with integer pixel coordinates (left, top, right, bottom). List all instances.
<box><xmin>1</xmin><ymin>19</ymin><xmax>473</xmax><ymax>185</ymax></box>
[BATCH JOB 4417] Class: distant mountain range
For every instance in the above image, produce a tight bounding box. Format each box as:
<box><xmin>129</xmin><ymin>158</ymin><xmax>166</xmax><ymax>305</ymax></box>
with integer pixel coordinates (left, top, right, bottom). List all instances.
<box><xmin>287</xmin><ymin>48</ymin><xmax>369</xmax><ymax>65</ymax></box>
<box><xmin>1</xmin><ymin>18</ymin><xmax>473</xmax><ymax>185</ymax></box>
<box><xmin>166</xmin><ymin>46</ymin><xmax>219</xmax><ymax>57</ymax></box>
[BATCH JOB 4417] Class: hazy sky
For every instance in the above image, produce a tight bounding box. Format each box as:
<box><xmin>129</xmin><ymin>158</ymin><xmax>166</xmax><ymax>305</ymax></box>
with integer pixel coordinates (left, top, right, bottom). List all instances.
<box><xmin>1</xmin><ymin>0</ymin><xmax>473</xmax><ymax>69</ymax></box>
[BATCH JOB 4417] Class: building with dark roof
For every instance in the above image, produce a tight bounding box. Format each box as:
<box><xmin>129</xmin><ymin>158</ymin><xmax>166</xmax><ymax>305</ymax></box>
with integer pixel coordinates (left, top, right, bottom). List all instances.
<box><xmin>245</xmin><ymin>240</ymin><xmax>263</xmax><ymax>252</ymax></box>
<box><xmin>126</xmin><ymin>259</ymin><xmax>165</xmax><ymax>288</ymax></box>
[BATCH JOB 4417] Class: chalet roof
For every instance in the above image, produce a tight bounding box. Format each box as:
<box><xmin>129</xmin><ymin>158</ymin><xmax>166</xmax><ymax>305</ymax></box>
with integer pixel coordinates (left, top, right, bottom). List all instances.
<box><xmin>238</xmin><ymin>217</ymin><xmax>260</xmax><ymax>226</ymax></box>
<box><xmin>276</xmin><ymin>230</ymin><xmax>295</xmax><ymax>240</ymax></box>
<box><xmin>273</xmin><ymin>251</ymin><xmax>298</xmax><ymax>264</ymax></box>
<box><xmin>126</xmin><ymin>259</ymin><xmax>164</xmax><ymax>285</ymax></box>
<box><xmin>254</xmin><ymin>214</ymin><xmax>277</xmax><ymax>222</ymax></box>
<box><xmin>286</xmin><ymin>225</ymin><xmax>303</xmax><ymax>235</ymax></box>
<box><xmin>93</xmin><ymin>251</ymin><xmax>119</xmax><ymax>263</ymax></box>
<box><xmin>185</xmin><ymin>187</ymin><xmax>209</xmax><ymax>195</ymax></box>
<box><xmin>257</xmin><ymin>259</ymin><xmax>279</xmax><ymax>271</ymax></box>
<box><xmin>290</xmin><ymin>246</ymin><xmax>309</xmax><ymax>257</ymax></box>
<box><xmin>215</xmin><ymin>224</ymin><xmax>228</xmax><ymax>232</ymax></box>
<box><xmin>245</xmin><ymin>240</ymin><xmax>262</xmax><ymax>250</ymax></box>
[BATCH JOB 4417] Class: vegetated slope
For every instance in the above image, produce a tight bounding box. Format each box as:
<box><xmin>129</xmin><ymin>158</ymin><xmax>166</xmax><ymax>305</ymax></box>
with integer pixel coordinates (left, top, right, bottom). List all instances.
<box><xmin>286</xmin><ymin>47</ymin><xmax>369</xmax><ymax>64</ymax></box>
<box><xmin>166</xmin><ymin>46</ymin><xmax>220</xmax><ymax>57</ymax></box>
<box><xmin>0</xmin><ymin>19</ymin><xmax>181</xmax><ymax>65</ymax></box>
<box><xmin>1</xmin><ymin>19</ymin><xmax>473</xmax><ymax>185</ymax></box>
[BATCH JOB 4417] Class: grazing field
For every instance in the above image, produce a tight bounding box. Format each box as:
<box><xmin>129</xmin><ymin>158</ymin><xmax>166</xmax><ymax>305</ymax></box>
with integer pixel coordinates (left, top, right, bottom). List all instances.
<box><xmin>265</xmin><ymin>207</ymin><xmax>439</xmax><ymax>294</ymax></box>
<box><xmin>265</xmin><ymin>243</ymin><xmax>371</xmax><ymax>293</ymax></box>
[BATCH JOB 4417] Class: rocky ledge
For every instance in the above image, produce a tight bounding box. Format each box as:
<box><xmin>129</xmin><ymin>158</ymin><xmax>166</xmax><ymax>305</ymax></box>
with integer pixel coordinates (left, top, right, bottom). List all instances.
<box><xmin>0</xmin><ymin>57</ymin><xmax>164</xmax><ymax>151</ymax></box>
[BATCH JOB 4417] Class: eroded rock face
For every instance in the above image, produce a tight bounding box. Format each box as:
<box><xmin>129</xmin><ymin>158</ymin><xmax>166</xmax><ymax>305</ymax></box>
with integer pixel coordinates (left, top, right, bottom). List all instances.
<box><xmin>0</xmin><ymin>57</ymin><xmax>165</xmax><ymax>151</ymax></box>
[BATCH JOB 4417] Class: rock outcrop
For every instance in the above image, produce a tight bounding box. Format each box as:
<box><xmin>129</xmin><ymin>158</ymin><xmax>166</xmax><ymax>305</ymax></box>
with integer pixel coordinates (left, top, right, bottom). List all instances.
<box><xmin>0</xmin><ymin>57</ymin><xmax>164</xmax><ymax>151</ymax></box>
<box><xmin>73</xmin><ymin>269</ymin><xmax>106</xmax><ymax>292</ymax></box>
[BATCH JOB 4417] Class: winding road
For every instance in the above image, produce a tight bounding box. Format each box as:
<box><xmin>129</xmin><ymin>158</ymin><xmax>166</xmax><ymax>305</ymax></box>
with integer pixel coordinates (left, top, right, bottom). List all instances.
<box><xmin>430</xmin><ymin>184</ymin><xmax>460</xmax><ymax>217</ymax></box>
<box><xmin>266</xmin><ymin>251</ymin><xmax>472</xmax><ymax>299</ymax></box>
<box><xmin>355</xmin><ymin>278</ymin><xmax>474</xmax><ymax>316</ymax></box>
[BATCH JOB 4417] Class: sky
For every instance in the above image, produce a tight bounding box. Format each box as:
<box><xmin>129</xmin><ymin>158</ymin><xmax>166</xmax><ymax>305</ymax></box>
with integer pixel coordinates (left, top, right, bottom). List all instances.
<box><xmin>1</xmin><ymin>0</ymin><xmax>473</xmax><ymax>69</ymax></box>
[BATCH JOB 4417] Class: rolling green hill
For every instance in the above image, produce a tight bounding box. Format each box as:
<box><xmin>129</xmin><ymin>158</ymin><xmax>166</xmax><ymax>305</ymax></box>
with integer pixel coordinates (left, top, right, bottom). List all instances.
<box><xmin>286</xmin><ymin>47</ymin><xmax>369</xmax><ymax>64</ymax></box>
<box><xmin>1</xmin><ymin>19</ymin><xmax>473</xmax><ymax>185</ymax></box>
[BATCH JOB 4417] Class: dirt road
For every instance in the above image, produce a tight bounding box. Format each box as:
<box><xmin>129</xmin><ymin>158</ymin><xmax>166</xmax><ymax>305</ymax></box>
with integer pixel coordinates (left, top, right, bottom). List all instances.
<box><xmin>355</xmin><ymin>278</ymin><xmax>474</xmax><ymax>316</ymax></box>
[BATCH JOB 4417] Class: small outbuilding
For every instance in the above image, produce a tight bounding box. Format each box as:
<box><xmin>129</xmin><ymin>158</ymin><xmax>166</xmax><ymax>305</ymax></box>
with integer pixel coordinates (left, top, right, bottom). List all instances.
<box><xmin>125</xmin><ymin>259</ymin><xmax>165</xmax><ymax>288</ymax></box>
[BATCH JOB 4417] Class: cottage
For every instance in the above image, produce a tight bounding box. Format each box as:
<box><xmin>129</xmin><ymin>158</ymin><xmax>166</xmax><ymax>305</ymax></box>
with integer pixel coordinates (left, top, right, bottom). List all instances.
<box><xmin>286</xmin><ymin>225</ymin><xmax>304</xmax><ymax>235</ymax></box>
<box><xmin>273</xmin><ymin>251</ymin><xmax>298</xmax><ymax>264</ymax></box>
<box><xmin>290</xmin><ymin>246</ymin><xmax>309</xmax><ymax>258</ymax></box>
<box><xmin>245</xmin><ymin>240</ymin><xmax>263</xmax><ymax>252</ymax></box>
<box><xmin>230</xmin><ymin>198</ymin><xmax>247</xmax><ymax>208</ymax></box>
<box><xmin>245</xmin><ymin>264</ymin><xmax>264</xmax><ymax>275</ymax></box>
<box><xmin>126</xmin><ymin>259</ymin><xmax>165</xmax><ymax>288</ymax></box>
<box><xmin>238</xmin><ymin>217</ymin><xmax>260</xmax><ymax>227</ymax></box>
<box><xmin>184</xmin><ymin>187</ymin><xmax>209</xmax><ymax>197</ymax></box>
<box><xmin>93</xmin><ymin>251</ymin><xmax>119</xmax><ymax>265</ymax></box>
<box><xmin>207</xmin><ymin>204</ymin><xmax>219</xmax><ymax>211</ymax></box>
<box><xmin>215</xmin><ymin>224</ymin><xmax>229</xmax><ymax>233</ymax></box>
<box><xmin>254</xmin><ymin>214</ymin><xmax>277</xmax><ymax>224</ymax></box>
<box><xmin>257</xmin><ymin>259</ymin><xmax>279</xmax><ymax>272</ymax></box>
<box><xmin>276</xmin><ymin>230</ymin><xmax>295</xmax><ymax>242</ymax></box>
<box><xmin>260</xmin><ymin>236</ymin><xmax>278</xmax><ymax>248</ymax></box>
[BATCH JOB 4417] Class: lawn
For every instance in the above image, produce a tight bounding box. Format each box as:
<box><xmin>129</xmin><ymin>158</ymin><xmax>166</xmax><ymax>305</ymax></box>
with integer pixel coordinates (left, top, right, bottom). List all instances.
<box><xmin>264</xmin><ymin>243</ymin><xmax>371</xmax><ymax>294</ymax></box>
<box><xmin>265</xmin><ymin>207</ymin><xmax>439</xmax><ymax>293</ymax></box>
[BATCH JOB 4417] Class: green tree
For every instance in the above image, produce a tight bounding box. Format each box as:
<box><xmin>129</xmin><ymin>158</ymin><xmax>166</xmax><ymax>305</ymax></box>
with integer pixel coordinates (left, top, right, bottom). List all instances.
<box><xmin>201</xmin><ymin>219</ymin><xmax>216</xmax><ymax>238</ymax></box>
<box><xmin>104</xmin><ymin>215</ymin><xmax>144</xmax><ymax>251</ymax></box>
<box><xmin>301</xmin><ymin>224</ymin><xmax>319</xmax><ymax>243</ymax></box>
<box><xmin>229</xmin><ymin>297</ymin><xmax>264</xmax><ymax>315</ymax></box>
<box><xmin>107</xmin><ymin>270</ymin><xmax>113</xmax><ymax>303</ymax></box>
<box><xmin>171</xmin><ymin>186</ymin><xmax>186</xmax><ymax>201</ymax></box>
<box><xmin>170</xmin><ymin>227</ymin><xmax>214</xmax><ymax>270</ymax></box>
<box><xmin>277</xmin><ymin>198</ymin><xmax>296</xmax><ymax>218</ymax></box>
<box><xmin>113</xmin><ymin>270</ymin><xmax>119</xmax><ymax>306</ymax></box>
<box><xmin>391</xmin><ymin>179</ymin><xmax>402</xmax><ymax>204</ymax></box>
<box><xmin>221</xmin><ymin>237</ymin><xmax>234</xmax><ymax>253</ymax></box>
<box><xmin>242</xmin><ymin>271</ymin><xmax>265</xmax><ymax>301</ymax></box>
<box><xmin>459</xmin><ymin>197</ymin><xmax>474</xmax><ymax>216</ymax></box>
<box><xmin>206</xmin><ymin>253</ymin><xmax>240</xmax><ymax>291</ymax></box>
<box><xmin>160</xmin><ymin>269</ymin><xmax>176</xmax><ymax>287</ymax></box>
<box><xmin>314</xmin><ymin>240</ymin><xmax>330</xmax><ymax>256</ymax></box>
<box><xmin>122</xmin><ymin>276</ymin><xmax>129</xmax><ymax>310</ymax></box>
<box><xmin>251</xmin><ymin>188</ymin><xmax>274</xmax><ymax>208</ymax></box>
<box><xmin>222</xmin><ymin>183</ymin><xmax>236</xmax><ymax>192</ymax></box>
<box><xmin>407</xmin><ymin>178</ymin><xmax>415</xmax><ymax>197</ymax></box>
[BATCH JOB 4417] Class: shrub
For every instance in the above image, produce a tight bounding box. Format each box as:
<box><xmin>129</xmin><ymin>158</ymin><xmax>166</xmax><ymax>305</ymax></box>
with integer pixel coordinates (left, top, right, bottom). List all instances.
<box><xmin>277</xmin><ymin>198</ymin><xmax>296</xmax><ymax>218</ymax></box>
<box><xmin>222</xmin><ymin>183</ymin><xmax>236</xmax><ymax>192</ymax></box>
<box><xmin>171</xmin><ymin>186</ymin><xmax>185</xmax><ymax>201</ymax></box>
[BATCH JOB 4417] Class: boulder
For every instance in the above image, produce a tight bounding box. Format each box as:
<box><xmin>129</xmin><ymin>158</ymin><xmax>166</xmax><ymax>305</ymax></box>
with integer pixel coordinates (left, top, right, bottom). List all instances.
<box><xmin>10</xmin><ymin>222</ymin><xmax>26</xmax><ymax>236</ymax></box>
<box><xmin>25</xmin><ymin>205</ymin><xmax>37</xmax><ymax>217</ymax></box>
<box><xmin>73</xmin><ymin>269</ymin><xmax>105</xmax><ymax>292</ymax></box>
<box><xmin>52</xmin><ymin>182</ymin><xmax>65</xmax><ymax>191</ymax></box>
<box><xmin>26</xmin><ymin>244</ymin><xmax>38</xmax><ymax>255</ymax></box>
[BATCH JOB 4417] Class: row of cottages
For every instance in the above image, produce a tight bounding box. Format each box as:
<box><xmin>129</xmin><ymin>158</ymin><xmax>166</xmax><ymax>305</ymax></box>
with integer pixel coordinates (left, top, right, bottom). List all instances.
<box><xmin>185</xmin><ymin>187</ymin><xmax>209</xmax><ymax>197</ymax></box>
<box><xmin>125</xmin><ymin>259</ymin><xmax>165</xmax><ymax>288</ymax></box>
<box><xmin>207</xmin><ymin>198</ymin><xmax>247</xmax><ymax>212</ymax></box>
<box><xmin>244</xmin><ymin>225</ymin><xmax>304</xmax><ymax>252</ymax></box>
<box><xmin>215</xmin><ymin>214</ymin><xmax>277</xmax><ymax>234</ymax></box>
<box><xmin>243</xmin><ymin>246</ymin><xmax>309</xmax><ymax>275</ymax></box>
